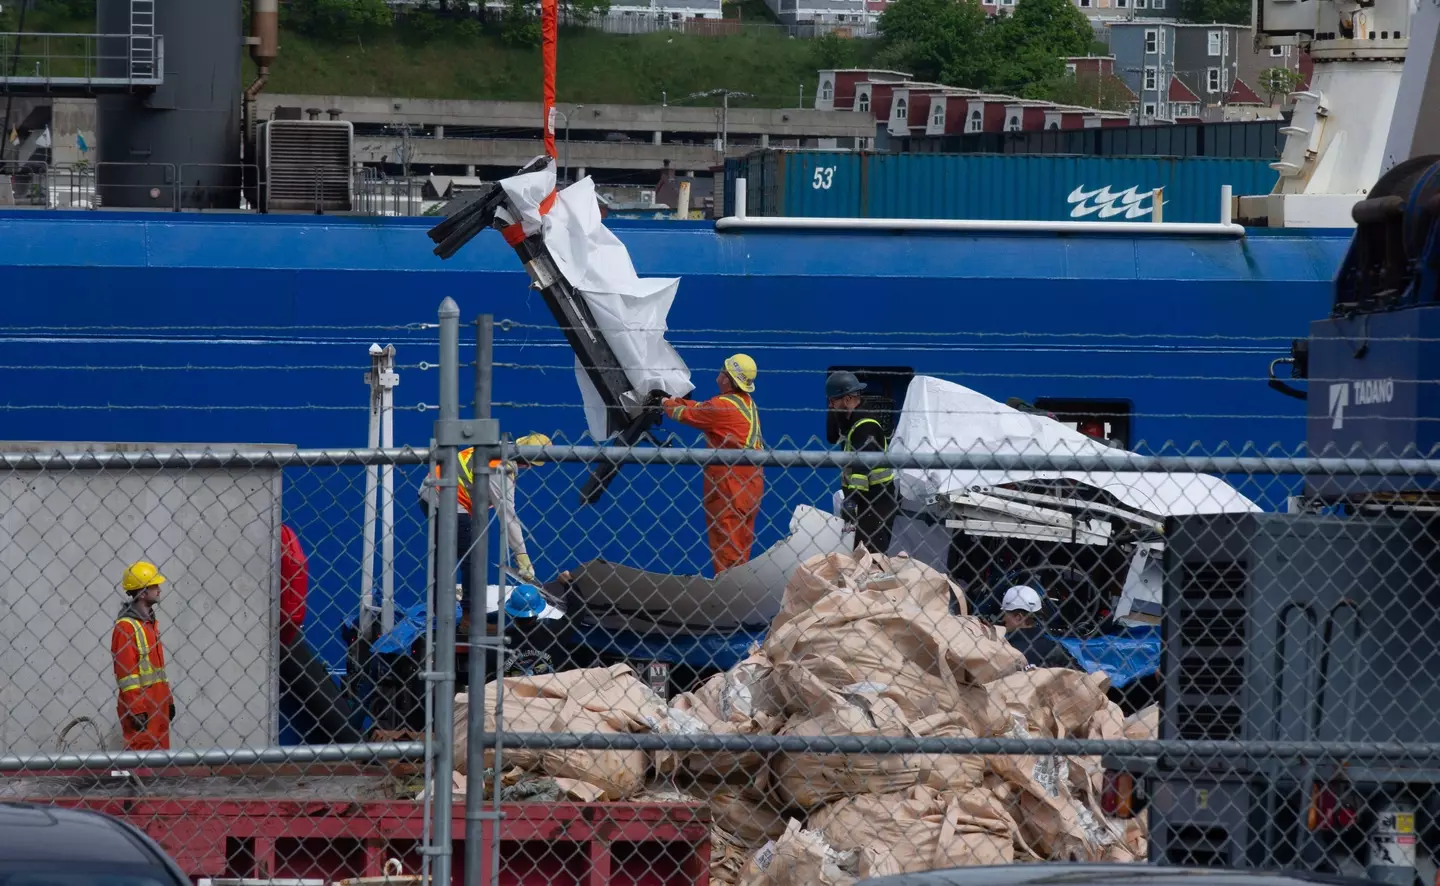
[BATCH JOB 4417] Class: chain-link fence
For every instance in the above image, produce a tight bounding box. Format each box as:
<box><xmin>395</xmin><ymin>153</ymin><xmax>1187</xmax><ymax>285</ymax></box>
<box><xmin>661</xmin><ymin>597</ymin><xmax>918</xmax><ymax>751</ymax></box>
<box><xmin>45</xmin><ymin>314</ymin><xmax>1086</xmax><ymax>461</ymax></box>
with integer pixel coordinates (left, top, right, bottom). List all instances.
<box><xmin>431</xmin><ymin>306</ymin><xmax>1440</xmax><ymax>886</ymax></box>
<box><xmin>8</xmin><ymin>299</ymin><xmax>1439</xmax><ymax>886</ymax></box>
<box><xmin>0</xmin><ymin>446</ymin><xmax>442</xmax><ymax>882</ymax></box>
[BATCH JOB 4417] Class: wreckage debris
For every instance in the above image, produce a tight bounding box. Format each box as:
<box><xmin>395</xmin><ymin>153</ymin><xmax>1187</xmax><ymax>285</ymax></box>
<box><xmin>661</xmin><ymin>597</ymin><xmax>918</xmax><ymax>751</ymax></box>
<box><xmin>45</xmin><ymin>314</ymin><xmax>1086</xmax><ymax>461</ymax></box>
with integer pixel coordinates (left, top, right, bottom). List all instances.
<box><xmin>454</xmin><ymin>551</ymin><xmax>1158</xmax><ymax>884</ymax></box>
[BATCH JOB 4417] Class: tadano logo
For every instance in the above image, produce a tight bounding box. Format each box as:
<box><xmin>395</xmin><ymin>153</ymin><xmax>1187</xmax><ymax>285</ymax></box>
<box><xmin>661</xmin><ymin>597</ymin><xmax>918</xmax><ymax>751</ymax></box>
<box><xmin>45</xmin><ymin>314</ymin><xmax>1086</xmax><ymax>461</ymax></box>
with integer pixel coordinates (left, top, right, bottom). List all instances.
<box><xmin>1066</xmin><ymin>185</ymin><xmax>1166</xmax><ymax>220</ymax></box>
<box><xmin>1328</xmin><ymin>378</ymin><xmax>1395</xmax><ymax>429</ymax></box>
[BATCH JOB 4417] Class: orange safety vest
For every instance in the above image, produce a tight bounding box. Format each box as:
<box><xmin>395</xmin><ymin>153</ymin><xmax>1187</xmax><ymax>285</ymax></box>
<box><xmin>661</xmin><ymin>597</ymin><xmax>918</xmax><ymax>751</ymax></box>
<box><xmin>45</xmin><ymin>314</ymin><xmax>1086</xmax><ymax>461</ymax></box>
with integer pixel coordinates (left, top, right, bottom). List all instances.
<box><xmin>665</xmin><ymin>393</ymin><xmax>764</xmax><ymax>451</ymax></box>
<box><xmin>432</xmin><ymin>448</ymin><xmax>504</xmax><ymax>513</ymax></box>
<box><xmin>112</xmin><ymin>615</ymin><xmax>170</xmax><ymax>704</ymax></box>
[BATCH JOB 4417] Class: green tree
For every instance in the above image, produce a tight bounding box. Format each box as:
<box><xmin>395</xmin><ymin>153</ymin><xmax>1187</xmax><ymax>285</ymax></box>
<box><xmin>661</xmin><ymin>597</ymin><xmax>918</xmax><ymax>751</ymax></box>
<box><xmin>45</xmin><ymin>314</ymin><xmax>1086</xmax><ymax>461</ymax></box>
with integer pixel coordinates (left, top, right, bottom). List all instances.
<box><xmin>1258</xmin><ymin>65</ymin><xmax>1302</xmax><ymax>104</ymax></box>
<box><xmin>981</xmin><ymin>0</ymin><xmax>1095</xmax><ymax>95</ymax></box>
<box><xmin>876</xmin><ymin>0</ymin><xmax>989</xmax><ymax>86</ymax></box>
<box><xmin>284</xmin><ymin>0</ymin><xmax>392</xmax><ymax>41</ymax></box>
<box><xmin>1041</xmin><ymin>70</ymin><xmax>1134</xmax><ymax>111</ymax></box>
<box><xmin>500</xmin><ymin>0</ymin><xmax>542</xmax><ymax>47</ymax></box>
<box><xmin>813</xmin><ymin>32</ymin><xmax>859</xmax><ymax>71</ymax></box>
<box><xmin>1178</xmin><ymin>0</ymin><xmax>1250</xmax><ymax>24</ymax></box>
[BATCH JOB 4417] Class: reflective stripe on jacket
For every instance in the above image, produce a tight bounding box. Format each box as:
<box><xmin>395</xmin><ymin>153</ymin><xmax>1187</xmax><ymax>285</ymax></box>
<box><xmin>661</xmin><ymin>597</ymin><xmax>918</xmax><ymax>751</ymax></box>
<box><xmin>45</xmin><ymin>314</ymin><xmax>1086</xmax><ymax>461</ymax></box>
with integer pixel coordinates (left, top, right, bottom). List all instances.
<box><xmin>842</xmin><ymin>417</ymin><xmax>894</xmax><ymax>492</ymax></box>
<box><xmin>113</xmin><ymin>615</ymin><xmax>168</xmax><ymax>695</ymax></box>
<box><xmin>425</xmin><ymin>448</ymin><xmax>528</xmax><ymax>558</ymax></box>
<box><xmin>663</xmin><ymin>392</ymin><xmax>763</xmax><ymax>451</ymax></box>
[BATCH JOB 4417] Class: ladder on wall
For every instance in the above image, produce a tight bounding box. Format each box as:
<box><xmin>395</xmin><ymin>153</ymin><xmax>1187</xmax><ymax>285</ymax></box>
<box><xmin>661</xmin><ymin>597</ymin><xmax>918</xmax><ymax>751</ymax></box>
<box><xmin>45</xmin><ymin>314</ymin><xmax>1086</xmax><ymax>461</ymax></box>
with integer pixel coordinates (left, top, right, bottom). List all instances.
<box><xmin>128</xmin><ymin>0</ymin><xmax>156</xmax><ymax>81</ymax></box>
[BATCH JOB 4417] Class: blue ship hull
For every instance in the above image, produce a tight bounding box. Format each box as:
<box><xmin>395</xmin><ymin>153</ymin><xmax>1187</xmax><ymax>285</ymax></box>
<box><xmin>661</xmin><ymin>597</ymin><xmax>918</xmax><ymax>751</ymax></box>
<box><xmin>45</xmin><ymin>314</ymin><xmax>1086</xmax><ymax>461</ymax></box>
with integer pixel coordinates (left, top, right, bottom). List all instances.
<box><xmin>0</xmin><ymin>211</ymin><xmax>1351</xmax><ymax>665</ymax></box>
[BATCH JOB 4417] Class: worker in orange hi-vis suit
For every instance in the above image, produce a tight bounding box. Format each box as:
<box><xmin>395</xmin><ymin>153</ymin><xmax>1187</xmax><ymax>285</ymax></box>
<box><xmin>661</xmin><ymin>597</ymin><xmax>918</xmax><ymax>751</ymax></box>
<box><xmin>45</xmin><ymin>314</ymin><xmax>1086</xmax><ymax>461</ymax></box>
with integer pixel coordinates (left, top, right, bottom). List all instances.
<box><xmin>661</xmin><ymin>354</ymin><xmax>765</xmax><ymax>575</ymax></box>
<box><xmin>111</xmin><ymin>560</ymin><xmax>175</xmax><ymax>752</ymax></box>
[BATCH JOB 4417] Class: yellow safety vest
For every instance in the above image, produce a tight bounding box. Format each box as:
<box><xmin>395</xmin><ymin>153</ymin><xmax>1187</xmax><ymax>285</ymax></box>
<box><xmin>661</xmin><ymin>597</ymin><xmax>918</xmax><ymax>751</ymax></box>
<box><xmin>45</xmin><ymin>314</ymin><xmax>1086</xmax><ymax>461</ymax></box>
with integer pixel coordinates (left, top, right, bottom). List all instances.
<box><xmin>116</xmin><ymin>617</ymin><xmax>169</xmax><ymax>695</ymax></box>
<box><xmin>718</xmin><ymin>393</ymin><xmax>764</xmax><ymax>450</ymax></box>
<box><xmin>842</xmin><ymin>417</ymin><xmax>894</xmax><ymax>492</ymax></box>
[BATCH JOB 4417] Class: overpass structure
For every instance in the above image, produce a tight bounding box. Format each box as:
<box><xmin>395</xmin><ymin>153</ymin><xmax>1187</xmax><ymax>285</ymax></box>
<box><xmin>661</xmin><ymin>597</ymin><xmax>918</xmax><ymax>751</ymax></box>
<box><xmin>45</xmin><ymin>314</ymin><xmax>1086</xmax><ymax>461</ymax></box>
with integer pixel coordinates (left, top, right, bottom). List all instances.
<box><xmin>255</xmin><ymin>93</ymin><xmax>873</xmax><ymax>175</ymax></box>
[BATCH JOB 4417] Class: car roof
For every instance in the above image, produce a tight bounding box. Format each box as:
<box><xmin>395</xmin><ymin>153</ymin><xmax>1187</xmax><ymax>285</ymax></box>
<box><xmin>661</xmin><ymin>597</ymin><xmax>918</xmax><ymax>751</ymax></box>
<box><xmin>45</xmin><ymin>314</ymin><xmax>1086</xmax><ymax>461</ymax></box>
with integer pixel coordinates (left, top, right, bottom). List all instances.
<box><xmin>0</xmin><ymin>803</ymin><xmax>163</xmax><ymax>865</ymax></box>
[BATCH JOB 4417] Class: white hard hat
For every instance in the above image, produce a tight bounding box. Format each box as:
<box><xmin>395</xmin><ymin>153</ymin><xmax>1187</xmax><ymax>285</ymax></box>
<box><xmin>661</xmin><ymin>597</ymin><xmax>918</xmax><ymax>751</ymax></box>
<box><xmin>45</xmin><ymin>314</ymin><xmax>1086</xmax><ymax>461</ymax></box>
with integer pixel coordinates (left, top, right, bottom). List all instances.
<box><xmin>1002</xmin><ymin>585</ymin><xmax>1043</xmax><ymax>614</ymax></box>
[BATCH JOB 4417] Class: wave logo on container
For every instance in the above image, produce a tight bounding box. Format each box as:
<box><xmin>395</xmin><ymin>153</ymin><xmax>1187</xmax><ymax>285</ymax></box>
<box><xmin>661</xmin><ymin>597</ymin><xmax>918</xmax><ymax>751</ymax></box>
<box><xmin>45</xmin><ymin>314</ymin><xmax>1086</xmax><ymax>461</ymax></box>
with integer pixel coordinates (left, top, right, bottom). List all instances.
<box><xmin>1066</xmin><ymin>185</ymin><xmax>1166</xmax><ymax>220</ymax></box>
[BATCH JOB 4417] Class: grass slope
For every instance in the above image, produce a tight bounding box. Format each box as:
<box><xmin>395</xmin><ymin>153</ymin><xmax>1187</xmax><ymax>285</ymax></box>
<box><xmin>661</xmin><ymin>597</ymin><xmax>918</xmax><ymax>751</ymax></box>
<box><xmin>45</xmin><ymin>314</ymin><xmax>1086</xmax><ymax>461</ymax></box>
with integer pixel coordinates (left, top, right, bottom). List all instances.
<box><xmin>254</xmin><ymin>27</ymin><xmax>878</xmax><ymax>106</ymax></box>
<box><xmin>3</xmin><ymin>3</ymin><xmax>880</xmax><ymax>108</ymax></box>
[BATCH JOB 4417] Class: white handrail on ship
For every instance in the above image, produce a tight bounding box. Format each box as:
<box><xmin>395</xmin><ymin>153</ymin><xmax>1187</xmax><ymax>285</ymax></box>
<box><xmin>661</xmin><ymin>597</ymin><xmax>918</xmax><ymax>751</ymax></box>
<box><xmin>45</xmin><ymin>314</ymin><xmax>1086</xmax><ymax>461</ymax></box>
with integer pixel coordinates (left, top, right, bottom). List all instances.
<box><xmin>715</xmin><ymin>216</ymin><xmax>1247</xmax><ymax>236</ymax></box>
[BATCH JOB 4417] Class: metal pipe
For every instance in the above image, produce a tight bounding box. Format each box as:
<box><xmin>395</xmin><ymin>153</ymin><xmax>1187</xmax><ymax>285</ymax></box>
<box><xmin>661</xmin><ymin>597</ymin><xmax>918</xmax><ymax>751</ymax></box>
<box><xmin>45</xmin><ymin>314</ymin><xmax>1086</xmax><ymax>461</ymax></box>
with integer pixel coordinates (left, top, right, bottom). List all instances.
<box><xmin>1152</xmin><ymin>187</ymin><xmax>1164</xmax><ymax>223</ymax></box>
<box><xmin>715</xmin><ymin>216</ymin><xmax>1246</xmax><ymax>237</ymax></box>
<box><xmin>485</xmin><ymin>731</ymin><xmax>1440</xmax><ymax>763</ymax></box>
<box><xmin>0</xmin><ymin>741</ymin><xmax>424</xmax><ymax>773</ymax></box>
<box><xmin>501</xmin><ymin>443</ymin><xmax>1440</xmax><ymax>477</ymax></box>
<box><xmin>1221</xmin><ymin>184</ymin><xmax>1233</xmax><ymax>225</ymax></box>
<box><xmin>734</xmin><ymin>176</ymin><xmax>746</xmax><ymax>218</ymax></box>
<box><xmin>0</xmin><ymin>447</ymin><xmax>431</xmax><ymax>471</ymax></box>
<box><xmin>464</xmin><ymin>314</ymin><xmax>495</xmax><ymax>886</ymax></box>
<box><xmin>430</xmin><ymin>297</ymin><xmax>461</xmax><ymax>886</ymax></box>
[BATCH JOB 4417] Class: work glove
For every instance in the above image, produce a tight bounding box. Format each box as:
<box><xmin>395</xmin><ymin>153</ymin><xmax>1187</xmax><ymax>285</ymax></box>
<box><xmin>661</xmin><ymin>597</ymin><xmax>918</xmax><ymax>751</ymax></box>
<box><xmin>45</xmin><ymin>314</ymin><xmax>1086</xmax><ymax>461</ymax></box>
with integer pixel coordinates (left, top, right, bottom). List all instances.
<box><xmin>515</xmin><ymin>553</ymin><xmax>537</xmax><ymax>584</ymax></box>
<box><xmin>127</xmin><ymin>713</ymin><xmax>148</xmax><ymax>731</ymax></box>
<box><xmin>168</xmin><ymin>702</ymin><xmax>176</xmax><ymax>721</ymax></box>
<box><xmin>840</xmin><ymin>495</ymin><xmax>859</xmax><ymax>530</ymax></box>
<box><xmin>644</xmin><ymin>389</ymin><xmax>668</xmax><ymax>419</ymax></box>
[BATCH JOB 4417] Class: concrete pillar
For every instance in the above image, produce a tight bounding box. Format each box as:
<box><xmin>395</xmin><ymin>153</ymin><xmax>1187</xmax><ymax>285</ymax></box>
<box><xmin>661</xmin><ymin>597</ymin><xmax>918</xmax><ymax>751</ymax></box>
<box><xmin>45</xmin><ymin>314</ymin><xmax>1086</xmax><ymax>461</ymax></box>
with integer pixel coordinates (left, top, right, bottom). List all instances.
<box><xmin>434</xmin><ymin>124</ymin><xmax>445</xmax><ymax>139</ymax></box>
<box><xmin>465</xmin><ymin>165</ymin><xmax>476</xmax><ymax>176</ymax></box>
<box><xmin>653</xmin><ymin>131</ymin><xmax>662</xmax><ymax>145</ymax></box>
<box><xmin>760</xmin><ymin>133</ymin><xmax>770</xmax><ymax>148</ymax></box>
<box><xmin>576</xmin><ymin>166</ymin><xmax>587</xmax><ymax>179</ymax></box>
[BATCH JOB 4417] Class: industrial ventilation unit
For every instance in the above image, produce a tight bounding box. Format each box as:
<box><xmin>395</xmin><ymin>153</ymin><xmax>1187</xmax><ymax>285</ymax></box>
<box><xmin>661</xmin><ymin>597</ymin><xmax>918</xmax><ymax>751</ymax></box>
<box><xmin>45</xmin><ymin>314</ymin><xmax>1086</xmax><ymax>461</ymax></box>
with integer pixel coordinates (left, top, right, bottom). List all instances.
<box><xmin>257</xmin><ymin>120</ymin><xmax>354</xmax><ymax>212</ymax></box>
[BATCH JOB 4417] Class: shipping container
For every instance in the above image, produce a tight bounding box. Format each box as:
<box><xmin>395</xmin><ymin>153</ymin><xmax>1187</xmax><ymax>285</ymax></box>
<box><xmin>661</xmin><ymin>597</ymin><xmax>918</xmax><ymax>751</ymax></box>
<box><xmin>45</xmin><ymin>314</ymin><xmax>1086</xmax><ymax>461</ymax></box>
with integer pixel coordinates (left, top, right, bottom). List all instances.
<box><xmin>898</xmin><ymin>119</ymin><xmax>1288</xmax><ymax>160</ymax></box>
<box><xmin>738</xmin><ymin>150</ymin><xmax>1278</xmax><ymax>223</ymax></box>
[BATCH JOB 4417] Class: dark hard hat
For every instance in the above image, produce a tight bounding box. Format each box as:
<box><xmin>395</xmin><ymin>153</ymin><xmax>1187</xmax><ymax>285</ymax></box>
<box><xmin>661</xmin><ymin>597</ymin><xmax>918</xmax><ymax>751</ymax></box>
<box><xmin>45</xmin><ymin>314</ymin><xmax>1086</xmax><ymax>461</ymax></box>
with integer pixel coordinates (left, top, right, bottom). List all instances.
<box><xmin>826</xmin><ymin>371</ymin><xmax>867</xmax><ymax>400</ymax></box>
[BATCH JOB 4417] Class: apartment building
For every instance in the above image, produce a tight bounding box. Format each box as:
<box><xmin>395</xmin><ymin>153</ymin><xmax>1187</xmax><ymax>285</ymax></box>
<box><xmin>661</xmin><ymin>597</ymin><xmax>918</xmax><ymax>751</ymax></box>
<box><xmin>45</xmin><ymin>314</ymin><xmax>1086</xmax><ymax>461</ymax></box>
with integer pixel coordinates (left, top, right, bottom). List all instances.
<box><xmin>1108</xmin><ymin>21</ymin><xmax>1305</xmax><ymax>122</ymax></box>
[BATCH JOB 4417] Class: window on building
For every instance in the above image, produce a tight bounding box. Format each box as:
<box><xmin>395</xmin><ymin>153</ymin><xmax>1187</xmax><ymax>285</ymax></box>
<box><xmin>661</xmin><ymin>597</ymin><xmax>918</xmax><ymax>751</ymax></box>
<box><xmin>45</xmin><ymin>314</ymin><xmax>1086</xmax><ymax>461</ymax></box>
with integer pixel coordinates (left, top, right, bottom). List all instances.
<box><xmin>1143</xmin><ymin>102</ymin><xmax>1156</xmax><ymax>117</ymax></box>
<box><xmin>932</xmin><ymin>103</ymin><xmax>945</xmax><ymax>127</ymax></box>
<box><xmin>968</xmin><ymin>109</ymin><xmax>983</xmax><ymax>132</ymax></box>
<box><xmin>1136</xmin><ymin>0</ymin><xmax>1147</xmax><ymax>9</ymax></box>
<box><xmin>1270</xmin><ymin>45</ymin><xmax>1286</xmax><ymax>56</ymax></box>
<box><xmin>1006</xmin><ymin>114</ymin><xmax>1022</xmax><ymax>131</ymax></box>
<box><xmin>1047</xmin><ymin>120</ymin><xmax>1060</xmax><ymax>129</ymax></box>
<box><xmin>1152</xmin><ymin>0</ymin><xmax>1164</xmax><ymax>8</ymax></box>
<box><xmin>857</xmin><ymin>91</ymin><xmax>871</xmax><ymax>112</ymax></box>
<box><xmin>1145</xmin><ymin>28</ymin><xmax>1157</xmax><ymax>52</ymax></box>
<box><xmin>1115</xmin><ymin>0</ymin><xmax>1127</xmax><ymax>9</ymax></box>
<box><xmin>1066</xmin><ymin>63</ymin><xmax>1078</xmax><ymax>75</ymax></box>
<box><xmin>1208</xmin><ymin>29</ymin><xmax>1222</xmax><ymax>55</ymax></box>
<box><xmin>825</xmin><ymin>366</ymin><xmax>915</xmax><ymax>438</ymax></box>
<box><xmin>894</xmin><ymin>97</ymin><xmax>907</xmax><ymax>119</ymax></box>
<box><xmin>1079</xmin><ymin>0</ymin><xmax>1092</xmax><ymax>7</ymax></box>
<box><xmin>1207</xmin><ymin>67</ymin><xmax>1221</xmax><ymax>92</ymax></box>
<box><xmin>1144</xmin><ymin>66</ymin><xmax>1157</xmax><ymax>90</ymax></box>
<box><xmin>1032</xmin><ymin>398</ymin><xmax>1134</xmax><ymax>449</ymax></box>
<box><xmin>820</xmin><ymin>79</ymin><xmax>833</xmax><ymax>101</ymax></box>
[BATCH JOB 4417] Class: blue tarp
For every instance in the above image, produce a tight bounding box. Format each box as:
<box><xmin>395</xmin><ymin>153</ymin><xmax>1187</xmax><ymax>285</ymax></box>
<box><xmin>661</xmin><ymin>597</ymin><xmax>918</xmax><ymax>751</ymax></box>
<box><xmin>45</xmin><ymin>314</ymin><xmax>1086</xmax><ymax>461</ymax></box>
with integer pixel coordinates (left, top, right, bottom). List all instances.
<box><xmin>368</xmin><ymin>601</ymin><xmax>463</xmax><ymax>655</ymax></box>
<box><xmin>1056</xmin><ymin>625</ymin><xmax>1161</xmax><ymax>689</ymax></box>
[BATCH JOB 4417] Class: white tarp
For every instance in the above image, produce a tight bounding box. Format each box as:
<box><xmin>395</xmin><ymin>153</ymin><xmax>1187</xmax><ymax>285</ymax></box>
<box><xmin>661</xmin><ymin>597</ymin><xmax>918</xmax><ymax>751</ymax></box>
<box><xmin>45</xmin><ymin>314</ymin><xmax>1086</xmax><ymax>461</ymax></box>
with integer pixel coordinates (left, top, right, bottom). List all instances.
<box><xmin>501</xmin><ymin>161</ymin><xmax>694</xmax><ymax>440</ymax></box>
<box><xmin>890</xmin><ymin>376</ymin><xmax>1260</xmax><ymax>517</ymax></box>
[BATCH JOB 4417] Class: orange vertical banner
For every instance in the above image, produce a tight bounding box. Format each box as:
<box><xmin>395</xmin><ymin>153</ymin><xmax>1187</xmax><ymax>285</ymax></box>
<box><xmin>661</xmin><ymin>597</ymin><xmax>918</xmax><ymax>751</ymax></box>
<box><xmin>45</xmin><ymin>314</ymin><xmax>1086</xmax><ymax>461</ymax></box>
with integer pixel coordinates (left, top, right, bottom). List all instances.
<box><xmin>541</xmin><ymin>0</ymin><xmax>558</xmax><ymax>160</ymax></box>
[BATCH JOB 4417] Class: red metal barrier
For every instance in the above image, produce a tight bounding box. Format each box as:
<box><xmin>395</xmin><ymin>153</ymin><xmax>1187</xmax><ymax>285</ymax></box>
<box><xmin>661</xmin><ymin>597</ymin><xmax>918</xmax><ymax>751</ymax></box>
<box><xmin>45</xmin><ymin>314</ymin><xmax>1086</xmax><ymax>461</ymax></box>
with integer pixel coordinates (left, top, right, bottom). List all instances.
<box><xmin>33</xmin><ymin>797</ymin><xmax>712</xmax><ymax>886</ymax></box>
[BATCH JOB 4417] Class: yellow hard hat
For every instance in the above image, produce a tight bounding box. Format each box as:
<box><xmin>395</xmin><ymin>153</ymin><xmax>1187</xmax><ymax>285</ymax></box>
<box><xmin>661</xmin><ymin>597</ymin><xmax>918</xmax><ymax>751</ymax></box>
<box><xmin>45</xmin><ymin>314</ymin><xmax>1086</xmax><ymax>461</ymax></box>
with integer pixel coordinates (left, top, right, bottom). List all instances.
<box><xmin>724</xmin><ymin>354</ymin><xmax>757</xmax><ymax>393</ymax></box>
<box><xmin>122</xmin><ymin>561</ymin><xmax>166</xmax><ymax>593</ymax></box>
<box><xmin>515</xmin><ymin>433</ymin><xmax>553</xmax><ymax>465</ymax></box>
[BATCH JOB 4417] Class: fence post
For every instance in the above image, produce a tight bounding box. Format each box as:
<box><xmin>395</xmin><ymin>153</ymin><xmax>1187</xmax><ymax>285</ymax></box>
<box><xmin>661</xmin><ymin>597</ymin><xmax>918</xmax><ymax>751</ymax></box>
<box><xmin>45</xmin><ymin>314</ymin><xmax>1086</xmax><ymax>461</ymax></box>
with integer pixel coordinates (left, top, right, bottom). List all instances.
<box><xmin>465</xmin><ymin>314</ymin><xmax>499</xmax><ymax>886</ymax></box>
<box><xmin>429</xmin><ymin>297</ymin><xmax>461</xmax><ymax>886</ymax></box>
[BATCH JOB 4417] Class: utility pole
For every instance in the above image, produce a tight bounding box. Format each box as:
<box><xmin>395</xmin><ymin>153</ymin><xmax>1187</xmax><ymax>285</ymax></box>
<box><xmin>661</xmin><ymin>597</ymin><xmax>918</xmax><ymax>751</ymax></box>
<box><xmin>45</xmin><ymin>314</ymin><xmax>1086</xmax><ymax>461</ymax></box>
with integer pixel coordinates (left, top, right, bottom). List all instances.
<box><xmin>681</xmin><ymin>88</ymin><xmax>752</xmax><ymax>160</ymax></box>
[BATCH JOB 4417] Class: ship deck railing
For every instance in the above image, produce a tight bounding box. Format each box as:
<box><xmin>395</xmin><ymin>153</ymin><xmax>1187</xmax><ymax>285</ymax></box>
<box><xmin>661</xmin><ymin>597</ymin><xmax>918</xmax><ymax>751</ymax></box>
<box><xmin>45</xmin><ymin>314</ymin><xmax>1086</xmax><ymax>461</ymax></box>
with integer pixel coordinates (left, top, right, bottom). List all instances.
<box><xmin>0</xmin><ymin>32</ymin><xmax>164</xmax><ymax>95</ymax></box>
